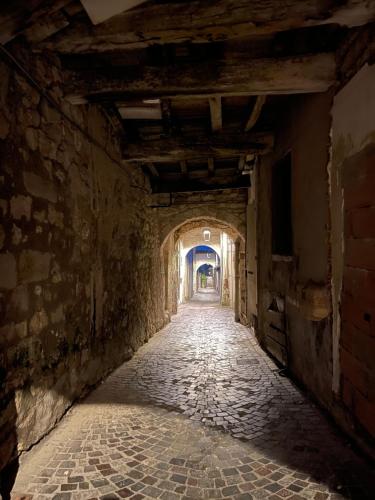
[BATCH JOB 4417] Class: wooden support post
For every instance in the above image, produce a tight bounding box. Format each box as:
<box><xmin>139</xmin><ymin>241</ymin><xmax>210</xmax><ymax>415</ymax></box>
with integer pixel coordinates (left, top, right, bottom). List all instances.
<box><xmin>238</xmin><ymin>155</ymin><xmax>246</xmax><ymax>172</ymax></box>
<box><xmin>234</xmin><ymin>238</ymin><xmax>241</xmax><ymax>322</ymax></box>
<box><xmin>245</xmin><ymin>95</ymin><xmax>266</xmax><ymax>132</ymax></box>
<box><xmin>208</xmin><ymin>158</ymin><xmax>215</xmax><ymax>176</ymax></box>
<box><xmin>209</xmin><ymin>96</ymin><xmax>222</xmax><ymax>132</ymax></box>
<box><xmin>145</xmin><ymin>162</ymin><xmax>159</xmax><ymax>178</ymax></box>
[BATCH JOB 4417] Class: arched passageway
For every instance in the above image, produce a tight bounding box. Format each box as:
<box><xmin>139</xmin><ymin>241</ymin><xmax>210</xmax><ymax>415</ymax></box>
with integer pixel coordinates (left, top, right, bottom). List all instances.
<box><xmin>160</xmin><ymin>217</ymin><xmax>247</xmax><ymax>323</ymax></box>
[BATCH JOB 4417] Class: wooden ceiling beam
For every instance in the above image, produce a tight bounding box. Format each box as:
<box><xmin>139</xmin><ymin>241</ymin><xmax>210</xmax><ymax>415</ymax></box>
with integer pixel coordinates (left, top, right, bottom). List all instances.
<box><xmin>208</xmin><ymin>158</ymin><xmax>215</xmax><ymax>176</ymax></box>
<box><xmin>180</xmin><ymin>160</ymin><xmax>188</xmax><ymax>178</ymax></box>
<box><xmin>151</xmin><ymin>176</ymin><xmax>250</xmax><ymax>194</ymax></box>
<box><xmin>36</xmin><ymin>0</ymin><xmax>375</xmax><ymax>52</ymax></box>
<box><xmin>122</xmin><ymin>131</ymin><xmax>274</xmax><ymax>162</ymax></box>
<box><xmin>245</xmin><ymin>96</ymin><xmax>267</xmax><ymax>132</ymax></box>
<box><xmin>161</xmin><ymin>167</ymin><xmax>238</xmax><ymax>181</ymax></box>
<box><xmin>64</xmin><ymin>52</ymin><xmax>336</xmax><ymax>103</ymax></box>
<box><xmin>102</xmin><ymin>104</ymin><xmax>125</xmax><ymax>135</ymax></box>
<box><xmin>0</xmin><ymin>0</ymin><xmax>71</xmax><ymax>44</ymax></box>
<box><xmin>239</xmin><ymin>95</ymin><xmax>266</xmax><ymax>172</ymax></box>
<box><xmin>145</xmin><ymin>162</ymin><xmax>159</xmax><ymax>178</ymax></box>
<box><xmin>209</xmin><ymin>97</ymin><xmax>222</xmax><ymax>132</ymax></box>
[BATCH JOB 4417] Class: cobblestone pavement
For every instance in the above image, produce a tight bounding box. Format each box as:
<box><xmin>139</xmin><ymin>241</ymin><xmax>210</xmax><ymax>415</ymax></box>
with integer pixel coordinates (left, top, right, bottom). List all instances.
<box><xmin>190</xmin><ymin>289</ymin><xmax>220</xmax><ymax>303</ymax></box>
<box><xmin>14</xmin><ymin>301</ymin><xmax>375</xmax><ymax>500</ymax></box>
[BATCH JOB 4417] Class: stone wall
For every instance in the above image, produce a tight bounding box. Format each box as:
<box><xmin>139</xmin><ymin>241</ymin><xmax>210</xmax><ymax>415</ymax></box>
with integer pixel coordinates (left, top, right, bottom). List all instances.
<box><xmin>331</xmin><ymin>64</ymin><xmax>375</xmax><ymax>446</ymax></box>
<box><xmin>153</xmin><ymin>189</ymin><xmax>247</xmax><ymax>246</ymax></box>
<box><xmin>162</xmin><ymin>233</ymin><xmax>179</xmax><ymax>317</ymax></box>
<box><xmin>246</xmin><ymin>183</ymin><xmax>257</xmax><ymax>327</ymax></box>
<box><xmin>0</xmin><ymin>45</ymin><xmax>165</xmax><ymax>479</ymax></box>
<box><xmin>257</xmin><ymin>92</ymin><xmax>333</xmax><ymax>405</ymax></box>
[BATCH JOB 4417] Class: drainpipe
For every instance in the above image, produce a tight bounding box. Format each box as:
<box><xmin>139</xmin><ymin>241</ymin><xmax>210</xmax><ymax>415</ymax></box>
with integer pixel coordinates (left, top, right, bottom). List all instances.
<box><xmin>234</xmin><ymin>238</ymin><xmax>241</xmax><ymax>322</ymax></box>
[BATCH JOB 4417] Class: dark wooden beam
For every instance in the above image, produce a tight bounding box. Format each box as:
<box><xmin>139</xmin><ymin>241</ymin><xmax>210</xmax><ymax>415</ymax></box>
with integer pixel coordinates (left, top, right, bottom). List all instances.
<box><xmin>245</xmin><ymin>96</ymin><xmax>267</xmax><ymax>132</ymax></box>
<box><xmin>64</xmin><ymin>53</ymin><xmax>336</xmax><ymax>103</ymax></box>
<box><xmin>180</xmin><ymin>160</ymin><xmax>188</xmax><ymax>178</ymax></box>
<box><xmin>238</xmin><ymin>156</ymin><xmax>246</xmax><ymax>172</ymax></box>
<box><xmin>160</xmin><ymin>167</ymin><xmax>238</xmax><ymax>181</ymax></box>
<box><xmin>37</xmin><ymin>0</ymin><xmax>375</xmax><ymax>52</ymax></box>
<box><xmin>102</xmin><ymin>104</ymin><xmax>125</xmax><ymax>136</ymax></box>
<box><xmin>0</xmin><ymin>0</ymin><xmax>71</xmax><ymax>44</ymax></box>
<box><xmin>151</xmin><ymin>176</ymin><xmax>251</xmax><ymax>194</ymax></box>
<box><xmin>208</xmin><ymin>158</ymin><xmax>215</xmax><ymax>176</ymax></box>
<box><xmin>239</xmin><ymin>95</ymin><xmax>266</xmax><ymax>171</ymax></box>
<box><xmin>122</xmin><ymin>132</ymin><xmax>274</xmax><ymax>162</ymax></box>
<box><xmin>145</xmin><ymin>162</ymin><xmax>159</xmax><ymax>178</ymax></box>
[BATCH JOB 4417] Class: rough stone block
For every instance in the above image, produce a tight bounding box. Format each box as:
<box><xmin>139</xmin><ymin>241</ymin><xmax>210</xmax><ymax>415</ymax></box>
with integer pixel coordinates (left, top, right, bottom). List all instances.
<box><xmin>48</xmin><ymin>204</ymin><xmax>64</xmax><ymax>228</ymax></box>
<box><xmin>0</xmin><ymin>199</ymin><xmax>7</xmax><ymax>216</ymax></box>
<box><xmin>0</xmin><ymin>321</ymin><xmax>27</xmax><ymax>347</ymax></box>
<box><xmin>12</xmin><ymin>224</ymin><xmax>23</xmax><ymax>245</ymax></box>
<box><xmin>18</xmin><ymin>250</ymin><xmax>51</xmax><ymax>283</ymax></box>
<box><xmin>0</xmin><ymin>224</ymin><xmax>4</xmax><ymax>249</ymax></box>
<box><xmin>39</xmin><ymin>130</ymin><xmax>58</xmax><ymax>159</ymax></box>
<box><xmin>23</xmin><ymin>171</ymin><xmax>57</xmax><ymax>203</ymax></box>
<box><xmin>15</xmin><ymin>321</ymin><xmax>28</xmax><ymax>340</ymax></box>
<box><xmin>8</xmin><ymin>285</ymin><xmax>29</xmax><ymax>316</ymax></box>
<box><xmin>33</xmin><ymin>209</ymin><xmax>46</xmax><ymax>223</ymax></box>
<box><xmin>50</xmin><ymin>304</ymin><xmax>64</xmax><ymax>324</ymax></box>
<box><xmin>30</xmin><ymin>309</ymin><xmax>49</xmax><ymax>335</ymax></box>
<box><xmin>0</xmin><ymin>109</ymin><xmax>10</xmax><ymax>139</ymax></box>
<box><xmin>10</xmin><ymin>195</ymin><xmax>32</xmax><ymax>220</ymax></box>
<box><xmin>15</xmin><ymin>384</ymin><xmax>71</xmax><ymax>451</ymax></box>
<box><xmin>40</xmin><ymin>98</ymin><xmax>60</xmax><ymax>123</ymax></box>
<box><xmin>0</xmin><ymin>253</ymin><xmax>17</xmax><ymax>289</ymax></box>
<box><xmin>25</xmin><ymin>127</ymin><xmax>38</xmax><ymax>151</ymax></box>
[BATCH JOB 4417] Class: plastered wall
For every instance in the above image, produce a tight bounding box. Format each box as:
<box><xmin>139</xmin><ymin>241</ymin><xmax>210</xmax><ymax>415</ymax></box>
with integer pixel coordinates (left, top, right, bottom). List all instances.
<box><xmin>257</xmin><ymin>92</ymin><xmax>333</xmax><ymax>405</ymax></box>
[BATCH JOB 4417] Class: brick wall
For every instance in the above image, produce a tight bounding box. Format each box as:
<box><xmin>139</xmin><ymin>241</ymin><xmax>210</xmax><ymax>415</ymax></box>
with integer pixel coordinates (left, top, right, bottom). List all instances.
<box><xmin>340</xmin><ymin>144</ymin><xmax>375</xmax><ymax>437</ymax></box>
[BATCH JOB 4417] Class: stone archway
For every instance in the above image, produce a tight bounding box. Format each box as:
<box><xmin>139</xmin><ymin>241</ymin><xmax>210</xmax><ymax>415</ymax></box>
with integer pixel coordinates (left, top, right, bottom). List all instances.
<box><xmin>155</xmin><ymin>190</ymin><xmax>247</xmax><ymax>249</ymax></box>
<box><xmin>158</xmin><ymin>206</ymin><xmax>247</xmax><ymax>323</ymax></box>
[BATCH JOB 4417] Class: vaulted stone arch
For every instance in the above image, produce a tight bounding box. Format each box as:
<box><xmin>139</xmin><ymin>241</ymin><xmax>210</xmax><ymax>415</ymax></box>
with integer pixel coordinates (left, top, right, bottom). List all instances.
<box><xmin>156</xmin><ymin>190</ymin><xmax>247</xmax><ymax>250</ymax></box>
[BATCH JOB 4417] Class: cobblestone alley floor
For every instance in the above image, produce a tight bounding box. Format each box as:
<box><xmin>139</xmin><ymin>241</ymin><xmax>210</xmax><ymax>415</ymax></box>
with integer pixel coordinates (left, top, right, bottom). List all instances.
<box><xmin>14</xmin><ymin>299</ymin><xmax>375</xmax><ymax>500</ymax></box>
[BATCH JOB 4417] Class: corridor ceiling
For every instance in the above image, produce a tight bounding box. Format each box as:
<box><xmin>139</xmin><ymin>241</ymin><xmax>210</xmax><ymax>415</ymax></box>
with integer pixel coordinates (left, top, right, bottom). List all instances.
<box><xmin>1</xmin><ymin>0</ymin><xmax>374</xmax><ymax>193</ymax></box>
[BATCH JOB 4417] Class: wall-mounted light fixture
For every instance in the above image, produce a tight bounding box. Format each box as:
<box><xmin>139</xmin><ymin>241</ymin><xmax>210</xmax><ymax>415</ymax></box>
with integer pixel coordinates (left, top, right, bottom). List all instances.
<box><xmin>203</xmin><ymin>229</ymin><xmax>211</xmax><ymax>241</ymax></box>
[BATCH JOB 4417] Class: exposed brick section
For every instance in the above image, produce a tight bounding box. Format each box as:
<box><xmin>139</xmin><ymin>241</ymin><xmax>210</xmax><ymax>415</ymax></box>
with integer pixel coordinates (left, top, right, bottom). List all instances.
<box><xmin>340</xmin><ymin>143</ymin><xmax>375</xmax><ymax>438</ymax></box>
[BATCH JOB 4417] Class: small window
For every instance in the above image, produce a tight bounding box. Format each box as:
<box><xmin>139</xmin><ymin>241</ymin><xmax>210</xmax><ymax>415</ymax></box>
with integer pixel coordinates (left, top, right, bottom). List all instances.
<box><xmin>272</xmin><ymin>152</ymin><xmax>293</xmax><ymax>256</ymax></box>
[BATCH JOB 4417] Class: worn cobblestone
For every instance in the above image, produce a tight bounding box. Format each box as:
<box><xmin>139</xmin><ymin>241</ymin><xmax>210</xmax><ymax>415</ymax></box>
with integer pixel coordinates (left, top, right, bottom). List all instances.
<box><xmin>14</xmin><ymin>296</ymin><xmax>375</xmax><ymax>499</ymax></box>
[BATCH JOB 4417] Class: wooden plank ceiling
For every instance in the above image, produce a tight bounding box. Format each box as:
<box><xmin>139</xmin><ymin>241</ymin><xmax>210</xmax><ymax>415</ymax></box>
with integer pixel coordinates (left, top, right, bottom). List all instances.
<box><xmin>1</xmin><ymin>0</ymin><xmax>374</xmax><ymax>193</ymax></box>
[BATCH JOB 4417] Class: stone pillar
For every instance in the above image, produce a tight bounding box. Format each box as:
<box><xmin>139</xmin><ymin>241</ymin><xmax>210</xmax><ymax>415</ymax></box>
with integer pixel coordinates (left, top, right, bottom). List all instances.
<box><xmin>234</xmin><ymin>238</ymin><xmax>241</xmax><ymax>322</ymax></box>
